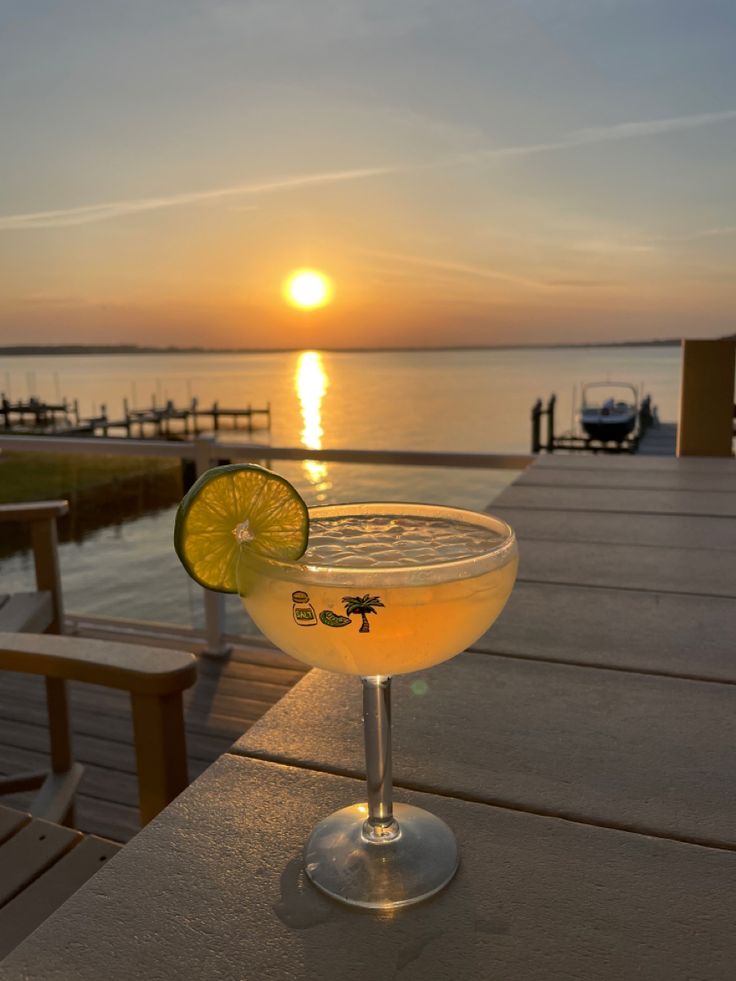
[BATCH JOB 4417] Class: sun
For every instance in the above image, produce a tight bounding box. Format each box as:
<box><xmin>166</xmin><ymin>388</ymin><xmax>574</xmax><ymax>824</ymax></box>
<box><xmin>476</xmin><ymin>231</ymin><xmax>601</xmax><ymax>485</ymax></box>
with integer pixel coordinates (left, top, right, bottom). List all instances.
<box><xmin>283</xmin><ymin>269</ymin><xmax>333</xmax><ymax>310</ymax></box>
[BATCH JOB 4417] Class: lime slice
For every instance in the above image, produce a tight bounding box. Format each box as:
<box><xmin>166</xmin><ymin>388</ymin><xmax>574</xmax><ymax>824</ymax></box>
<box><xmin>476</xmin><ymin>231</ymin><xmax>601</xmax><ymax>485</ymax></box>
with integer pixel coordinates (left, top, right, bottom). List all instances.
<box><xmin>174</xmin><ymin>464</ymin><xmax>309</xmax><ymax>593</ymax></box>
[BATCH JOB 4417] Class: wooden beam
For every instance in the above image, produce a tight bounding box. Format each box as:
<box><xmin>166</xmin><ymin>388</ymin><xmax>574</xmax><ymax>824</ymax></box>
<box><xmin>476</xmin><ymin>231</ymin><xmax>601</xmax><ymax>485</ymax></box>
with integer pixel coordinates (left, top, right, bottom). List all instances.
<box><xmin>0</xmin><ymin>501</ymin><xmax>68</xmax><ymax>523</ymax></box>
<box><xmin>29</xmin><ymin>519</ymin><xmax>64</xmax><ymax>634</ymax></box>
<box><xmin>677</xmin><ymin>338</ymin><xmax>735</xmax><ymax>457</ymax></box>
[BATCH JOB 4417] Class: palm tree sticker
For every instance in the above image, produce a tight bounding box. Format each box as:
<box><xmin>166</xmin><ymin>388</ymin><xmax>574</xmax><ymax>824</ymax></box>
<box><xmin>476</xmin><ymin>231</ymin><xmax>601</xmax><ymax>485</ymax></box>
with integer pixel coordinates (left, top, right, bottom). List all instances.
<box><xmin>342</xmin><ymin>594</ymin><xmax>384</xmax><ymax>634</ymax></box>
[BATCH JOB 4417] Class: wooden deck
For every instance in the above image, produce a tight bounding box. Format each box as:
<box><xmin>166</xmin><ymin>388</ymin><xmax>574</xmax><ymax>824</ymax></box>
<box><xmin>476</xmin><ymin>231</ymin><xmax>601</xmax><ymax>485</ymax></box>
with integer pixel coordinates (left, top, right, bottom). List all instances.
<box><xmin>3</xmin><ymin>452</ymin><xmax>736</xmax><ymax>978</ymax></box>
<box><xmin>1</xmin><ymin>451</ymin><xmax>733</xmax><ymax>850</ymax></box>
<box><xmin>0</xmin><ymin>638</ymin><xmax>307</xmax><ymax>843</ymax></box>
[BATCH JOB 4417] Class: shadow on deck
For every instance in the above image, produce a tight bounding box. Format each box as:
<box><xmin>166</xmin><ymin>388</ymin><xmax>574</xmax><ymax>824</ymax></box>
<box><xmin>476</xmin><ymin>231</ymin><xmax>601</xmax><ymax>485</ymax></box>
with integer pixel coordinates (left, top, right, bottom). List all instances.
<box><xmin>0</xmin><ymin>635</ymin><xmax>308</xmax><ymax>842</ymax></box>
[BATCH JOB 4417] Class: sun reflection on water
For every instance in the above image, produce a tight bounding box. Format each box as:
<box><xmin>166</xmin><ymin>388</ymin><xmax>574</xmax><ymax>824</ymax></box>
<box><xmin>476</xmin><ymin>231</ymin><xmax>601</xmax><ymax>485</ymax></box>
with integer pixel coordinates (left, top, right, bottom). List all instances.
<box><xmin>295</xmin><ymin>351</ymin><xmax>330</xmax><ymax>500</ymax></box>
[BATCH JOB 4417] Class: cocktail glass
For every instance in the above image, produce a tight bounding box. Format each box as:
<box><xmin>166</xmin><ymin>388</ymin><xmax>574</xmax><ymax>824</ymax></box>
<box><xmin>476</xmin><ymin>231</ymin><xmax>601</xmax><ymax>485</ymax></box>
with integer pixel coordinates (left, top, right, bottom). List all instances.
<box><xmin>237</xmin><ymin>502</ymin><xmax>518</xmax><ymax>909</ymax></box>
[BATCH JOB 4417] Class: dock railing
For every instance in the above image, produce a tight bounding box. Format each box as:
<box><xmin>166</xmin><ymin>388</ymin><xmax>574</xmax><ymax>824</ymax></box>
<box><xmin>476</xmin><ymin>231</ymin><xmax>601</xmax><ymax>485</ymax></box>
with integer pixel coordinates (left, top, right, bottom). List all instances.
<box><xmin>0</xmin><ymin>433</ymin><xmax>532</xmax><ymax>656</ymax></box>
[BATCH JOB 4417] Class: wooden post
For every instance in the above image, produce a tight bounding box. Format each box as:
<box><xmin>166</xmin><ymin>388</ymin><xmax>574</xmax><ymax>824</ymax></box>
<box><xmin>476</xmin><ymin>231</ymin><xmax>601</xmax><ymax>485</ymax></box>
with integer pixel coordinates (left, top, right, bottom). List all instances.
<box><xmin>45</xmin><ymin>675</ymin><xmax>76</xmax><ymax>822</ymax></box>
<box><xmin>531</xmin><ymin>399</ymin><xmax>542</xmax><ymax>453</ymax></box>
<box><xmin>677</xmin><ymin>339</ymin><xmax>735</xmax><ymax>457</ymax></box>
<box><xmin>30</xmin><ymin>518</ymin><xmax>64</xmax><ymax>634</ymax></box>
<box><xmin>45</xmin><ymin>677</ymin><xmax>73</xmax><ymax>774</ymax></box>
<box><xmin>130</xmin><ymin>692</ymin><xmax>189</xmax><ymax>825</ymax></box>
<box><xmin>546</xmin><ymin>395</ymin><xmax>556</xmax><ymax>453</ymax></box>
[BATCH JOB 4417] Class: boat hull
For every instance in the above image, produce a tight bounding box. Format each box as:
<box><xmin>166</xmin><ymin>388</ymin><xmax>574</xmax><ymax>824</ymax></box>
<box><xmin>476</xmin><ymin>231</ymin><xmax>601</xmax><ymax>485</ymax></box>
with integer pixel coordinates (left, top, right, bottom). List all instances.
<box><xmin>581</xmin><ymin>415</ymin><xmax>637</xmax><ymax>442</ymax></box>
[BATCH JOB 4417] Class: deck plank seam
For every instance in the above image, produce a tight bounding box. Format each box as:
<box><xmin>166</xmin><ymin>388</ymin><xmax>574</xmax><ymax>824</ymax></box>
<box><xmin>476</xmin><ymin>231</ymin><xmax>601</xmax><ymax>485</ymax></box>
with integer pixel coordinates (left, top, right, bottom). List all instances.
<box><xmin>492</xmin><ymin>503</ymin><xmax>736</xmax><ymax>518</ymax></box>
<box><xmin>515</xmin><ymin>481</ymin><xmax>736</xmax><ymax>494</ymax></box>
<box><xmin>509</xmin><ymin>534</ymin><xmax>736</xmax><ymax>553</ymax></box>
<box><xmin>465</xmin><ymin>646</ymin><xmax>736</xmax><ymax>689</ymax></box>
<box><xmin>228</xmin><ymin>752</ymin><xmax>736</xmax><ymax>856</ymax></box>
<box><xmin>517</xmin><ymin>575</ymin><xmax>736</xmax><ymax>600</ymax></box>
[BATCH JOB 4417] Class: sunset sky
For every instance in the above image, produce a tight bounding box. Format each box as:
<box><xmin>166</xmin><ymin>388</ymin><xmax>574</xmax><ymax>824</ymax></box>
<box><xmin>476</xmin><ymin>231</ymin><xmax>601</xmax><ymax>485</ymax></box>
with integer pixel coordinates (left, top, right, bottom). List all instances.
<box><xmin>1</xmin><ymin>1</ymin><xmax>734</xmax><ymax>349</ymax></box>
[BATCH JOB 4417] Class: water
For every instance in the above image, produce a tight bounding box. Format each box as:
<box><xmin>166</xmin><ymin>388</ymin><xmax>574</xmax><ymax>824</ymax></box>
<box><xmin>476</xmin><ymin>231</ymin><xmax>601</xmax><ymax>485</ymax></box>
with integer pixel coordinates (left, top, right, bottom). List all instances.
<box><xmin>0</xmin><ymin>345</ymin><xmax>681</xmax><ymax>628</ymax></box>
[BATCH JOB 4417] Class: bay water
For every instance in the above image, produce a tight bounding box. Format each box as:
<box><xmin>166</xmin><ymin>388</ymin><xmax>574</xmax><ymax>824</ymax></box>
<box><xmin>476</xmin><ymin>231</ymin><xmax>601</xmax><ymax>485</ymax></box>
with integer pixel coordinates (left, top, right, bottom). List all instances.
<box><xmin>0</xmin><ymin>345</ymin><xmax>681</xmax><ymax>630</ymax></box>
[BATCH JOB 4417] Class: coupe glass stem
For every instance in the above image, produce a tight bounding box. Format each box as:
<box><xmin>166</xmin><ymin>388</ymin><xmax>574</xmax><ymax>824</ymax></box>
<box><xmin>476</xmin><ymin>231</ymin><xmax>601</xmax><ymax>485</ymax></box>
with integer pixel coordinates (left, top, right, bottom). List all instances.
<box><xmin>361</xmin><ymin>675</ymin><xmax>400</xmax><ymax>842</ymax></box>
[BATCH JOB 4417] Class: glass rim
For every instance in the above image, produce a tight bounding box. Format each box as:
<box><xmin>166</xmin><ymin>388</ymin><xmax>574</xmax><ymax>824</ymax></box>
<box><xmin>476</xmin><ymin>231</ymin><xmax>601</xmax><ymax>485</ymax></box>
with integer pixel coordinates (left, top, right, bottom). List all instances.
<box><xmin>238</xmin><ymin>501</ymin><xmax>517</xmax><ymax>587</ymax></box>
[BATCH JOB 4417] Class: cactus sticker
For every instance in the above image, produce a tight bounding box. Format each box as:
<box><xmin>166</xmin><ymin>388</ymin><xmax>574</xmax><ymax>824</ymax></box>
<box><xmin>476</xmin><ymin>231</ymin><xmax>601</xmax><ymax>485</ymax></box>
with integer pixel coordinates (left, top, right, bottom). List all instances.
<box><xmin>292</xmin><ymin>590</ymin><xmax>317</xmax><ymax>626</ymax></box>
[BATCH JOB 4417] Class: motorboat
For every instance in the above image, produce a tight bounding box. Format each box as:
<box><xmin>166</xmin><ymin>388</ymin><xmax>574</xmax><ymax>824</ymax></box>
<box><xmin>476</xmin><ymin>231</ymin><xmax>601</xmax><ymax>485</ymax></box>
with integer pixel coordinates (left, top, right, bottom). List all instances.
<box><xmin>579</xmin><ymin>382</ymin><xmax>639</xmax><ymax>443</ymax></box>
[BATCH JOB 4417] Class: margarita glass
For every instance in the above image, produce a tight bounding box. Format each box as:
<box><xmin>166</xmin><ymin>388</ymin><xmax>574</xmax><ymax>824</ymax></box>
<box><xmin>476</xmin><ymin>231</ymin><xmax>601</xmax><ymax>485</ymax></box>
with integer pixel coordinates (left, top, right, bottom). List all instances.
<box><xmin>238</xmin><ymin>502</ymin><xmax>518</xmax><ymax>909</ymax></box>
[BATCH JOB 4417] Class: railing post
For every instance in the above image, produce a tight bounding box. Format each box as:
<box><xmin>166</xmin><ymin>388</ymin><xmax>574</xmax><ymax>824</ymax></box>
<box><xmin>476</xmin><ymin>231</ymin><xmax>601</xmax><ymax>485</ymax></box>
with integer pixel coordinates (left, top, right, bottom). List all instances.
<box><xmin>546</xmin><ymin>394</ymin><xmax>556</xmax><ymax>453</ymax></box>
<box><xmin>193</xmin><ymin>436</ymin><xmax>231</xmax><ymax>657</ymax></box>
<box><xmin>677</xmin><ymin>339</ymin><xmax>735</xmax><ymax>457</ymax></box>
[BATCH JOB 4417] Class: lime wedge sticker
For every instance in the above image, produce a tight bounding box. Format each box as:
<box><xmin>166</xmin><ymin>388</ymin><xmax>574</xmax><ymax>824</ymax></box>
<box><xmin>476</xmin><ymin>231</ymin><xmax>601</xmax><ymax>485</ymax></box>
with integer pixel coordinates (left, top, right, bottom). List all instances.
<box><xmin>319</xmin><ymin>610</ymin><xmax>352</xmax><ymax>628</ymax></box>
<box><xmin>174</xmin><ymin>464</ymin><xmax>309</xmax><ymax>593</ymax></box>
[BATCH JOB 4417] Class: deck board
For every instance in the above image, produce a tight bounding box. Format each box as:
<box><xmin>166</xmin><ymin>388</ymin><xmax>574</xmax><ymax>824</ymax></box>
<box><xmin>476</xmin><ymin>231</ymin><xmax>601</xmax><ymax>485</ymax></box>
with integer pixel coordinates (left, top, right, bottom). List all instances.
<box><xmin>234</xmin><ymin>653</ymin><xmax>736</xmax><ymax>848</ymax></box>
<box><xmin>493</xmin><ymin>506</ymin><xmax>736</xmax><ymax>550</ymax></box>
<box><xmin>531</xmin><ymin>453</ymin><xmax>735</xmax><ymax>472</ymax></box>
<box><xmin>495</xmin><ymin>483</ymin><xmax>736</xmax><ymax>516</ymax></box>
<box><xmin>518</xmin><ymin>538</ymin><xmax>736</xmax><ymax>596</ymax></box>
<box><xmin>514</xmin><ymin>466</ymin><xmax>736</xmax><ymax>491</ymax></box>
<box><xmin>473</xmin><ymin>581</ymin><xmax>736</xmax><ymax>682</ymax></box>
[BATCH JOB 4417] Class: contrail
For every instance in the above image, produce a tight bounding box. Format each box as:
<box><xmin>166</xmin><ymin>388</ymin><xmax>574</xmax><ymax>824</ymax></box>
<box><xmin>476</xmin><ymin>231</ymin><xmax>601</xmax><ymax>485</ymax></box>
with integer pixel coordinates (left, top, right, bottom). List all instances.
<box><xmin>363</xmin><ymin>248</ymin><xmax>547</xmax><ymax>289</ymax></box>
<box><xmin>2</xmin><ymin>108</ymin><xmax>734</xmax><ymax>231</ymax></box>
<box><xmin>443</xmin><ymin>108</ymin><xmax>736</xmax><ymax>166</ymax></box>
<box><xmin>0</xmin><ymin>165</ymin><xmax>397</xmax><ymax>230</ymax></box>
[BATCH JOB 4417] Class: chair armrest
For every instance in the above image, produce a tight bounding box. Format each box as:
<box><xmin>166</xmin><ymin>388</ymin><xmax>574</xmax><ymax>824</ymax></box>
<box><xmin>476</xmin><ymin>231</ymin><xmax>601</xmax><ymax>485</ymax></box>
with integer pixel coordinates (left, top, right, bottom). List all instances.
<box><xmin>0</xmin><ymin>502</ymin><xmax>69</xmax><ymax>523</ymax></box>
<box><xmin>0</xmin><ymin>634</ymin><xmax>197</xmax><ymax>696</ymax></box>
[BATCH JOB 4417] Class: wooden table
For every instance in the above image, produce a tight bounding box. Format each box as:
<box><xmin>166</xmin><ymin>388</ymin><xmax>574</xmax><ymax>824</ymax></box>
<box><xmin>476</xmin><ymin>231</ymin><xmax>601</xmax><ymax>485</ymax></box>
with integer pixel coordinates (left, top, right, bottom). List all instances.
<box><xmin>2</xmin><ymin>456</ymin><xmax>735</xmax><ymax>980</ymax></box>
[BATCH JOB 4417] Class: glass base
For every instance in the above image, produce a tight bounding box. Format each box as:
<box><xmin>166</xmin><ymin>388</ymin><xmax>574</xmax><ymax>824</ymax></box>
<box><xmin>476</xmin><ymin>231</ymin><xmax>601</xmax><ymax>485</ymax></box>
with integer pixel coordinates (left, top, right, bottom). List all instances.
<box><xmin>303</xmin><ymin>801</ymin><xmax>459</xmax><ymax>909</ymax></box>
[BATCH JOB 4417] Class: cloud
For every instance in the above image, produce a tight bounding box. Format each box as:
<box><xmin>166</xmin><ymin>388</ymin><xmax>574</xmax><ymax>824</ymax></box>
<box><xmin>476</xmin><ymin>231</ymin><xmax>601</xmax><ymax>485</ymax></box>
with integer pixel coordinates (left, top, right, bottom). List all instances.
<box><xmin>0</xmin><ymin>165</ymin><xmax>396</xmax><ymax>231</ymax></box>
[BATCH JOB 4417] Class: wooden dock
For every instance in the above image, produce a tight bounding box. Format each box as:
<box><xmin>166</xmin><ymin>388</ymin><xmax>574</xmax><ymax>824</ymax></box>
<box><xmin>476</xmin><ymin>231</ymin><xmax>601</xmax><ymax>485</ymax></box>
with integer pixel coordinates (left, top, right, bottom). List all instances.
<box><xmin>0</xmin><ymin>637</ymin><xmax>307</xmax><ymax>843</ymax></box>
<box><xmin>0</xmin><ymin>396</ymin><xmax>271</xmax><ymax>439</ymax></box>
<box><xmin>530</xmin><ymin>393</ymin><xmax>675</xmax><ymax>455</ymax></box>
<box><xmin>637</xmin><ymin>420</ymin><xmax>677</xmax><ymax>455</ymax></box>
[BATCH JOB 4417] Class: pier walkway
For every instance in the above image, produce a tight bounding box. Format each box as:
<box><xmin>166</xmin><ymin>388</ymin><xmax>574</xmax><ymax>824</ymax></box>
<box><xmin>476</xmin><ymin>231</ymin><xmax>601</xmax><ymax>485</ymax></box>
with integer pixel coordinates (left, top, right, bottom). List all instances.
<box><xmin>636</xmin><ymin>419</ymin><xmax>677</xmax><ymax>455</ymax></box>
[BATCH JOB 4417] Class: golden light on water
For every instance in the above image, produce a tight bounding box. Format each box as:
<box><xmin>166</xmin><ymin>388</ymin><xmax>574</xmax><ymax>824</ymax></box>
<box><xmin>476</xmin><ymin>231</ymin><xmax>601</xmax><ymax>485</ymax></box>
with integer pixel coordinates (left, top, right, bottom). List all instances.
<box><xmin>295</xmin><ymin>351</ymin><xmax>330</xmax><ymax>498</ymax></box>
<box><xmin>284</xmin><ymin>269</ymin><xmax>333</xmax><ymax>310</ymax></box>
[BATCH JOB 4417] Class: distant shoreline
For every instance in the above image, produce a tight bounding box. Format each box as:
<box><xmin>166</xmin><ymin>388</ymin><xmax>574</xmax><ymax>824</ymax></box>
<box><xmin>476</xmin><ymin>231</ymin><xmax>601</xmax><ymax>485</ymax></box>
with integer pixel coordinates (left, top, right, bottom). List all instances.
<box><xmin>0</xmin><ymin>339</ymin><xmax>687</xmax><ymax>357</ymax></box>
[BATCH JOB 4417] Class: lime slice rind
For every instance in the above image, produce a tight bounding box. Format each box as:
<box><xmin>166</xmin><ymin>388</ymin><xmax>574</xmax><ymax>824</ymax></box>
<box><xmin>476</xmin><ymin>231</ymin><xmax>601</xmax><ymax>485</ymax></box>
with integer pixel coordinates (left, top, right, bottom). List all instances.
<box><xmin>174</xmin><ymin>464</ymin><xmax>309</xmax><ymax>593</ymax></box>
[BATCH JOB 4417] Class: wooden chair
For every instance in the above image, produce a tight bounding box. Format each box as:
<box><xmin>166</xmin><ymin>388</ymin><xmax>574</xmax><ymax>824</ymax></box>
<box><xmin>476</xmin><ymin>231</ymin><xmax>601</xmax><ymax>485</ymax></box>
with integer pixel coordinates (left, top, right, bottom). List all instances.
<box><xmin>0</xmin><ymin>503</ymin><xmax>198</xmax><ymax>957</ymax></box>
<box><xmin>1</xmin><ymin>500</ymin><xmax>197</xmax><ymax>823</ymax></box>
<box><xmin>0</xmin><ymin>632</ymin><xmax>197</xmax><ymax>826</ymax></box>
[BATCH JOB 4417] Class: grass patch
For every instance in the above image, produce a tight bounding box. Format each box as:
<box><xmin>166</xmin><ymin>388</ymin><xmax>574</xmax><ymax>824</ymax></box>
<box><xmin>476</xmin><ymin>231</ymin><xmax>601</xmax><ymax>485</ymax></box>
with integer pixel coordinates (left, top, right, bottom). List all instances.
<box><xmin>0</xmin><ymin>452</ymin><xmax>181</xmax><ymax>503</ymax></box>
